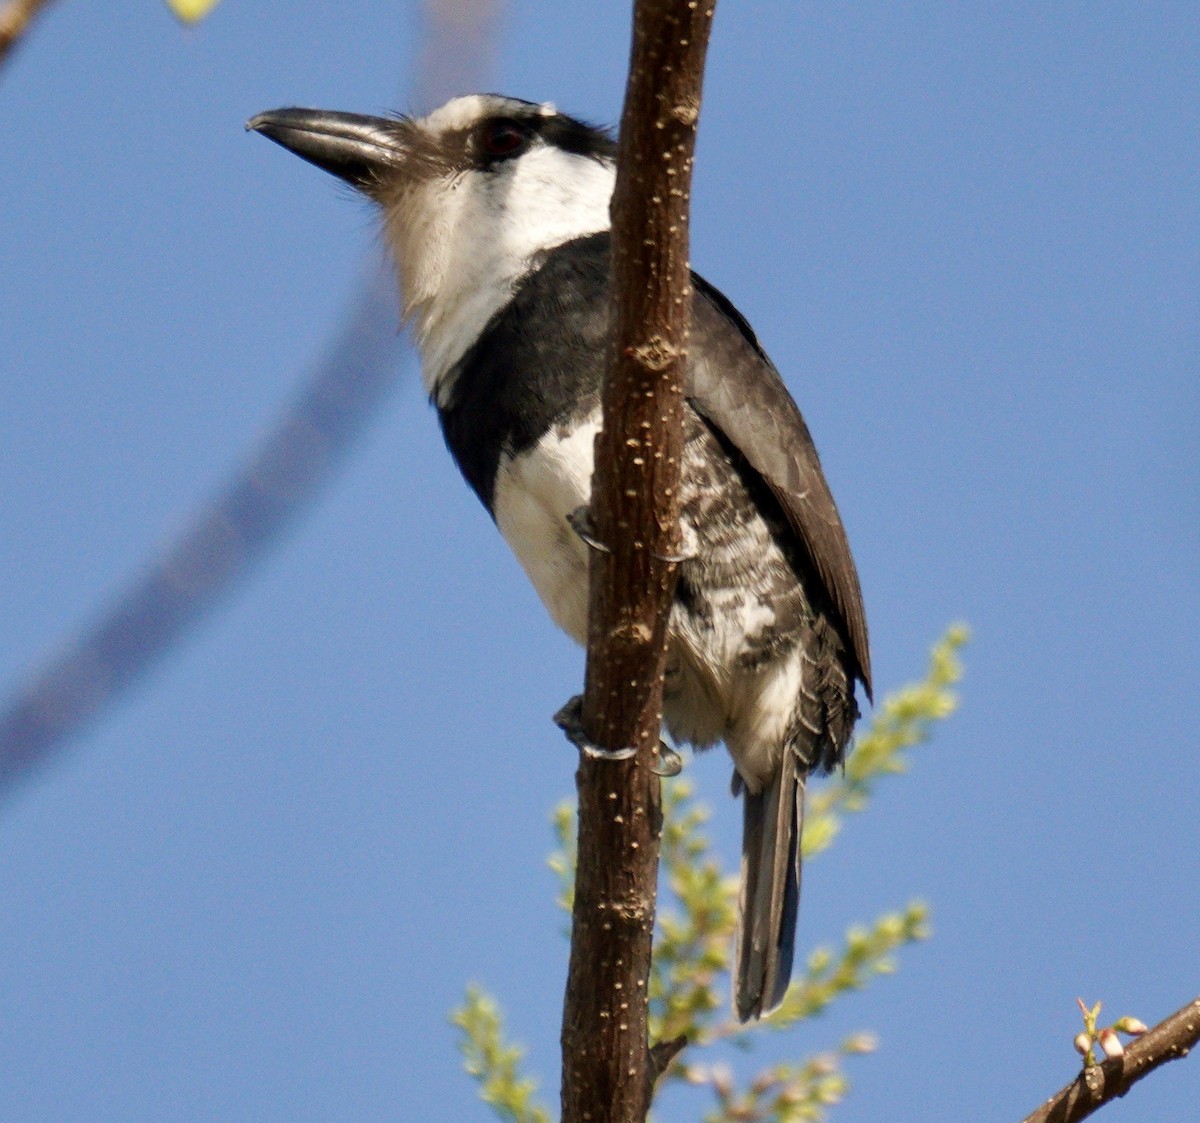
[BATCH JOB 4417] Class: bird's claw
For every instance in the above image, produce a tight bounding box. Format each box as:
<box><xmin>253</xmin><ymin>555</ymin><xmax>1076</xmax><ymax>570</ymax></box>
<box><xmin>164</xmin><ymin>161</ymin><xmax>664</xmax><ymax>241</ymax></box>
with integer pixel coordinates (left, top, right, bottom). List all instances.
<box><xmin>554</xmin><ymin>696</ymin><xmax>685</xmax><ymax>774</ymax></box>
<box><xmin>566</xmin><ymin>507</ymin><xmax>610</xmax><ymax>554</ymax></box>
<box><xmin>553</xmin><ymin>695</ymin><xmax>636</xmax><ymax>762</ymax></box>
<box><xmin>651</xmin><ymin>740</ymin><xmax>684</xmax><ymax>777</ymax></box>
<box><xmin>569</xmin><ymin>507</ymin><xmax>695</xmax><ymax>565</ymax></box>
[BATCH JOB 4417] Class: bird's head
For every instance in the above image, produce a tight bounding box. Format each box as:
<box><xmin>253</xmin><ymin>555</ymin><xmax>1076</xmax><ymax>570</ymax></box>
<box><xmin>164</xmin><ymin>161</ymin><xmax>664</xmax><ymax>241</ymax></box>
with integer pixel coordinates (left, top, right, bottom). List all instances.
<box><xmin>249</xmin><ymin>95</ymin><xmax>617</xmax><ymax>394</ymax></box>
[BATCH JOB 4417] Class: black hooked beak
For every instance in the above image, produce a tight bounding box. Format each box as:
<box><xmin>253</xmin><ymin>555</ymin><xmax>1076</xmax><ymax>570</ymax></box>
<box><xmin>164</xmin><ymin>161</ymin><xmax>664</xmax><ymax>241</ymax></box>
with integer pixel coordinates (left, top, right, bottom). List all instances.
<box><xmin>247</xmin><ymin>108</ymin><xmax>406</xmax><ymax>192</ymax></box>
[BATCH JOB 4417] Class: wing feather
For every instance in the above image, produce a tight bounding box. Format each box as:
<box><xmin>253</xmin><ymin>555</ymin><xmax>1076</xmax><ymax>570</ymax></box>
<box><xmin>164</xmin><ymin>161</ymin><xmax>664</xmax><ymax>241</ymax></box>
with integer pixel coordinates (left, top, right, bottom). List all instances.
<box><xmin>686</xmin><ymin>275</ymin><xmax>872</xmax><ymax>698</ymax></box>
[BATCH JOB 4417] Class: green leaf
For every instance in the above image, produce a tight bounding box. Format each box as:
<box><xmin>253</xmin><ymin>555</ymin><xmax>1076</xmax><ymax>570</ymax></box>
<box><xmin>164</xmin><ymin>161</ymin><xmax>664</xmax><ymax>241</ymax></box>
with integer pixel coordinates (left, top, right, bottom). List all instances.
<box><xmin>166</xmin><ymin>0</ymin><xmax>223</xmax><ymax>25</ymax></box>
<box><xmin>804</xmin><ymin>625</ymin><xmax>968</xmax><ymax>860</ymax></box>
<box><xmin>450</xmin><ymin>986</ymin><xmax>551</xmax><ymax>1123</ymax></box>
<box><xmin>454</xmin><ymin>625</ymin><xmax>967</xmax><ymax>1121</ymax></box>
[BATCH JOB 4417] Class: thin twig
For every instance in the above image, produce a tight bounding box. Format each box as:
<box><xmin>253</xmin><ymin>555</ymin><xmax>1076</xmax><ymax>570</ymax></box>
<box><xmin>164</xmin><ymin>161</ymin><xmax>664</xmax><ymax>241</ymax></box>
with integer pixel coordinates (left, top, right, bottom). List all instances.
<box><xmin>560</xmin><ymin>2</ymin><xmax>716</xmax><ymax>1122</ymax></box>
<box><xmin>1021</xmin><ymin>997</ymin><xmax>1200</xmax><ymax>1123</ymax></box>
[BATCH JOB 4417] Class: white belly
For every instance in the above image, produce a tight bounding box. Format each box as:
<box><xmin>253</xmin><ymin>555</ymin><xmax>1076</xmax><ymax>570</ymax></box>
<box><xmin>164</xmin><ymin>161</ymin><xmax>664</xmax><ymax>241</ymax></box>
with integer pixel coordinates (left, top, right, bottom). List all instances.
<box><xmin>491</xmin><ymin>414</ymin><xmax>600</xmax><ymax>645</ymax></box>
<box><xmin>489</xmin><ymin>408</ymin><xmax>812</xmax><ymax>792</ymax></box>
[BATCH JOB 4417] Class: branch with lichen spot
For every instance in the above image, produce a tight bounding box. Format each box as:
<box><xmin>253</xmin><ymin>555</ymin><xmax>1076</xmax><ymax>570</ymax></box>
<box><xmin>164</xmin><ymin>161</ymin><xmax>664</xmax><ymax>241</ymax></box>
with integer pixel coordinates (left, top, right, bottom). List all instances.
<box><xmin>1020</xmin><ymin>997</ymin><xmax>1200</xmax><ymax>1123</ymax></box>
<box><xmin>559</xmin><ymin>2</ymin><xmax>716</xmax><ymax>1121</ymax></box>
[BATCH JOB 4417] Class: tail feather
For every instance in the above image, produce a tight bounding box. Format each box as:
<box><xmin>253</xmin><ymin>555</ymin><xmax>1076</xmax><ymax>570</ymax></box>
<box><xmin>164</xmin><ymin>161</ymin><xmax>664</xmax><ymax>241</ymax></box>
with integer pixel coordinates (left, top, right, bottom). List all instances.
<box><xmin>733</xmin><ymin>755</ymin><xmax>804</xmax><ymax>1022</ymax></box>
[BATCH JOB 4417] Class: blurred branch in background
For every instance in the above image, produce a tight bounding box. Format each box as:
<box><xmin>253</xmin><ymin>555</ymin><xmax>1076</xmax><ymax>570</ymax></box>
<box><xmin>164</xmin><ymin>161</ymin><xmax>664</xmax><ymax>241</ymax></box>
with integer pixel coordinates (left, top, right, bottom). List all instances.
<box><xmin>0</xmin><ymin>0</ymin><xmax>57</xmax><ymax>68</ymax></box>
<box><xmin>415</xmin><ymin>0</ymin><xmax>503</xmax><ymax>108</ymax></box>
<box><xmin>0</xmin><ymin>0</ymin><xmax>502</xmax><ymax>800</ymax></box>
<box><xmin>0</xmin><ymin>263</ymin><xmax>403</xmax><ymax>794</ymax></box>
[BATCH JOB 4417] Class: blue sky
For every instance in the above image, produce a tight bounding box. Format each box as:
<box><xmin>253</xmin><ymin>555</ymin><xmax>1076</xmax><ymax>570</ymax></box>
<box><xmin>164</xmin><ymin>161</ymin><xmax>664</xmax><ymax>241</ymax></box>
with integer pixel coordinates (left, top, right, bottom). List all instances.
<box><xmin>1</xmin><ymin>3</ymin><xmax>1196</xmax><ymax>1120</ymax></box>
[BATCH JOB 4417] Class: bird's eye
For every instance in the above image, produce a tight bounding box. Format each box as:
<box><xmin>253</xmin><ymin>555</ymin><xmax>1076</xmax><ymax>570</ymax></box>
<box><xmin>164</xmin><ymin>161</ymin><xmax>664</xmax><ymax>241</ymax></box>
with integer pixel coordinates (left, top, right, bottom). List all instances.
<box><xmin>480</xmin><ymin>118</ymin><xmax>532</xmax><ymax>160</ymax></box>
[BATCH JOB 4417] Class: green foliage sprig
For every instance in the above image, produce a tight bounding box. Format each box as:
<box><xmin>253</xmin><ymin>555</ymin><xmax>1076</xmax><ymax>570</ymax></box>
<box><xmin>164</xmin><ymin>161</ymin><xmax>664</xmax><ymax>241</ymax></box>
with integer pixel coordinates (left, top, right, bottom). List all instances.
<box><xmin>452</xmin><ymin>626</ymin><xmax>967</xmax><ymax>1121</ymax></box>
<box><xmin>803</xmin><ymin>623</ymin><xmax>968</xmax><ymax>859</ymax></box>
<box><xmin>452</xmin><ymin>986</ymin><xmax>552</xmax><ymax>1123</ymax></box>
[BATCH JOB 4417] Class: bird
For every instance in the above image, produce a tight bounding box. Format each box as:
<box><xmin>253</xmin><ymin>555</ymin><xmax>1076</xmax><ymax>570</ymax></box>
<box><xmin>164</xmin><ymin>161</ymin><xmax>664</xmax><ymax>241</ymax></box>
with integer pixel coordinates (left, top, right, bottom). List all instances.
<box><xmin>248</xmin><ymin>94</ymin><xmax>871</xmax><ymax>1021</ymax></box>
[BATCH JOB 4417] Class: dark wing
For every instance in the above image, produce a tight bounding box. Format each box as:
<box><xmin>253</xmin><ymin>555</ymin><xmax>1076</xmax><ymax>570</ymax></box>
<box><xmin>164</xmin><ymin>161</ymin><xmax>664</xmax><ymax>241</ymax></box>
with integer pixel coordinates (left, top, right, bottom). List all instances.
<box><xmin>686</xmin><ymin>274</ymin><xmax>872</xmax><ymax>698</ymax></box>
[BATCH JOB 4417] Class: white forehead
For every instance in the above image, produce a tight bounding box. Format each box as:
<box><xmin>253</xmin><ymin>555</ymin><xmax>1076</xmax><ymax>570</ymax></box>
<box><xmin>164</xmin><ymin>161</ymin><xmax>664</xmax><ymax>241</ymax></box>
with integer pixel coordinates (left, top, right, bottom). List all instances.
<box><xmin>419</xmin><ymin>94</ymin><xmax>558</xmax><ymax>135</ymax></box>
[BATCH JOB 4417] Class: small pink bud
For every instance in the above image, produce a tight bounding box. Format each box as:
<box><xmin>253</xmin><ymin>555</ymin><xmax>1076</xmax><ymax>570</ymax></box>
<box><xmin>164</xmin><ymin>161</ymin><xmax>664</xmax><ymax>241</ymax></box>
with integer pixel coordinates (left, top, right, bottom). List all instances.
<box><xmin>711</xmin><ymin>1063</ymin><xmax>734</xmax><ymax>1098</ymax></box>
<box><xmin>1073</xmin><ymin>1033</ymin><xmax>1092</xmax><ymax>1056</ymax></box>
<box><xmin>749</xmin><ymin>1071</ymin><xmax>775</xmax><ymax>1096</ymax></box>
<box><xmin>809</xmin><ymin>1054</ymin><xmax>837</xmax><ymax>1077</ymax></box>
<box><xmin>1115</xmin><ymin>1016</ymin><xmax>1148</xmax><ymax>1036</ymax></box>
<box><xmin>1097</xmin><ymin>1028</ymin><xmax>1125</xmax><ymax>1059</ymax></box>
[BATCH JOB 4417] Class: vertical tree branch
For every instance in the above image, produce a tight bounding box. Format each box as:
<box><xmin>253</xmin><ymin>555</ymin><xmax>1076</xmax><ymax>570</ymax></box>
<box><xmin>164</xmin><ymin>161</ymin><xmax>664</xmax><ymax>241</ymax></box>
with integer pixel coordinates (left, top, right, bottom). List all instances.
<box><xmin>560</xmin><ymin>3</ymin><xmax>715</xmax><ymax>1122</ymax></box>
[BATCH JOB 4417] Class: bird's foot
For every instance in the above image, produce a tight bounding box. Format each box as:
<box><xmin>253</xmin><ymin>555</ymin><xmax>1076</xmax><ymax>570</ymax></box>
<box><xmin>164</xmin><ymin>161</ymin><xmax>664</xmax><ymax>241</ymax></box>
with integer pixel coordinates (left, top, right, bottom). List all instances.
<box><xmin>554</xmin><ymin>695</ymin><xmax>684</xmax><ymax>775</ymax></box>
<box><xmin>568</xmin><ymin>506</ymin><xmax>696</xmax><ymax>565</ymax></box>
<box><xmin>553</xmin><ymin>695</ymin><xmax>636</xmax><ymax>762</ymax></box>
<box><xmin>566</xmin><ymin>507</ymin><xmax>610</xmax><ymax>554</ymax></box>
<box><xmin>651</xmin><ymin>740</ymin><xmax>684</xmax><ymax>777</ymax></box>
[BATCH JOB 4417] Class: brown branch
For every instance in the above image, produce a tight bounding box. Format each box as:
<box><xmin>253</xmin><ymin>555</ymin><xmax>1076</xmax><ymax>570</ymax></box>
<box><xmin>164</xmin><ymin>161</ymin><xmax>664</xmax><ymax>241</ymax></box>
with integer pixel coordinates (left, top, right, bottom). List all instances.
<box><xmin>1021</xmin><ymin>997</ymin><xmax>1200</xmax><ymax>1123</ymax></box>
<box><xmin>0</xmin><ymin>0</ymin><xmax>56</xmax><ymax>69</ymax></box>
<box><xmin>559</xmin><ymin>3</ymin><xmax>715</xmax><ymax>1123</ymax></box>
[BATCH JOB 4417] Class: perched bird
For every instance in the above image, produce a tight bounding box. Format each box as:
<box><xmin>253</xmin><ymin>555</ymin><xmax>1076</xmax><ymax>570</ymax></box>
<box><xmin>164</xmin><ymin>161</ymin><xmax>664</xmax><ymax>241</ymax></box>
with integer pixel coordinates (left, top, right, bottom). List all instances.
<box><xmin>249</xmin><ymin>94</ymin><xmax>871</xmax><ymax>1021</ymax></box>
